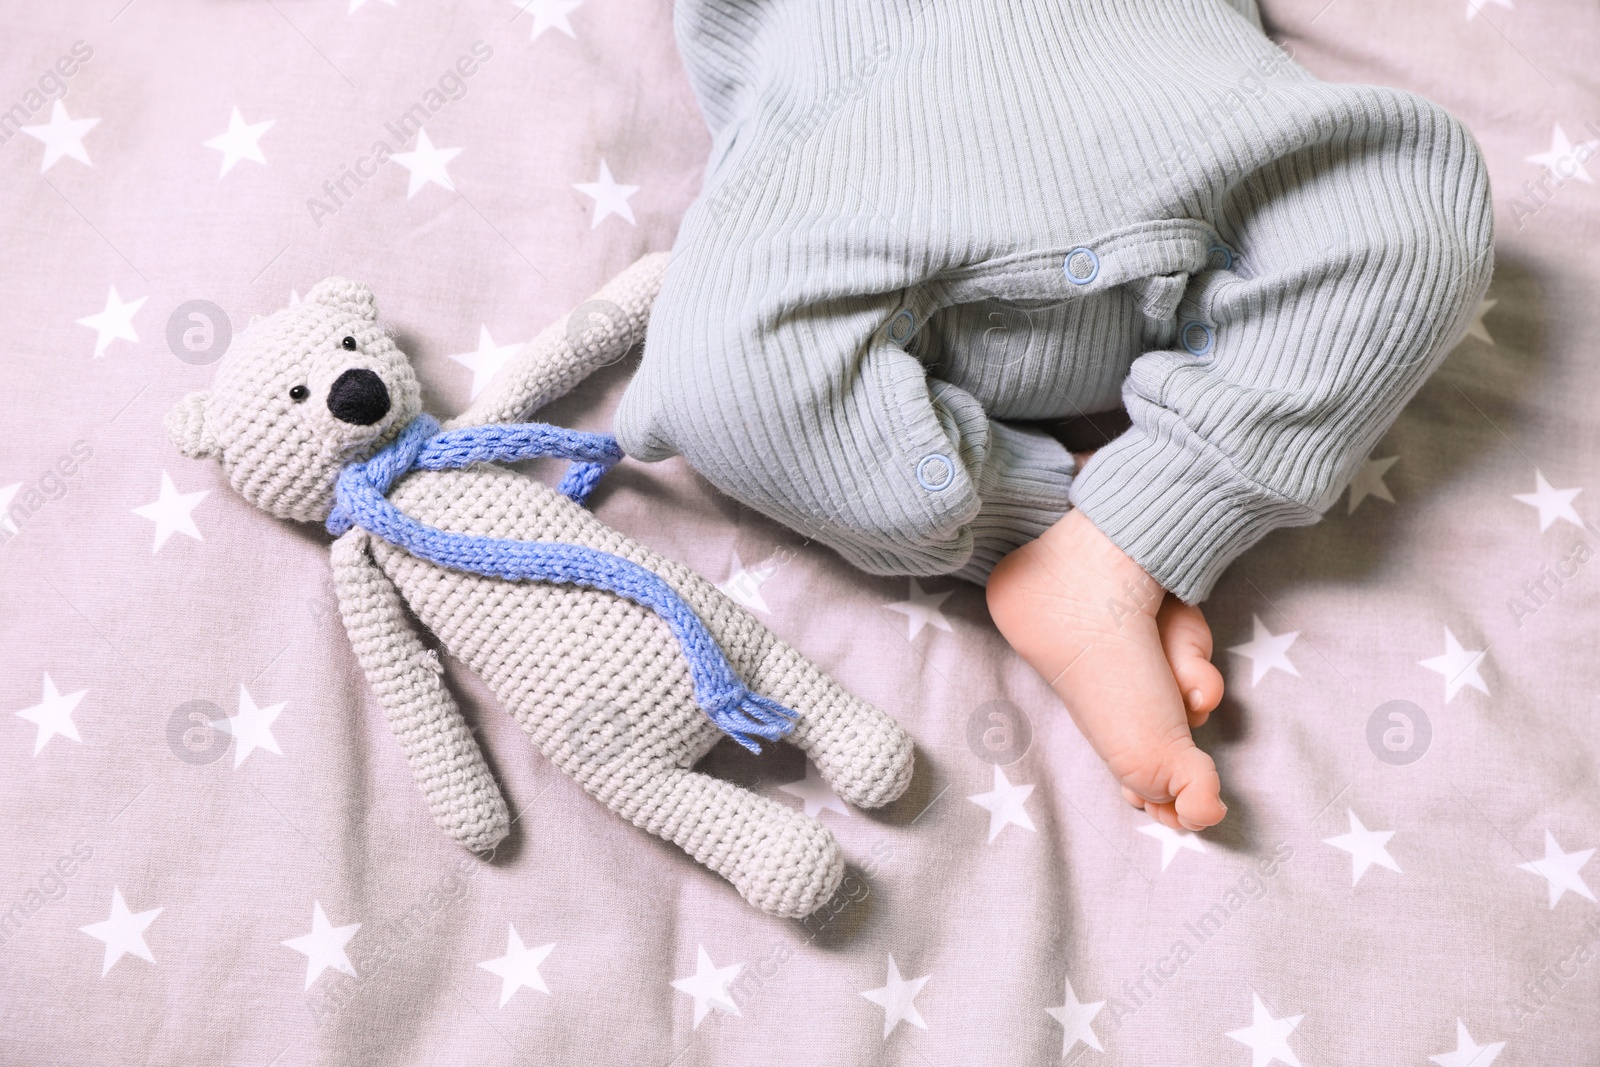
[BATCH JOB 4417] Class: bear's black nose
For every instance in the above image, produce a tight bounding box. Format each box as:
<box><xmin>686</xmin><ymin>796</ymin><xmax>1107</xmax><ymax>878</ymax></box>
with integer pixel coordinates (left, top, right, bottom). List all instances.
<box><xmin>326</xmin><ymin>368</ymin><xmax>391</xmax><ymax>425</ymax></box>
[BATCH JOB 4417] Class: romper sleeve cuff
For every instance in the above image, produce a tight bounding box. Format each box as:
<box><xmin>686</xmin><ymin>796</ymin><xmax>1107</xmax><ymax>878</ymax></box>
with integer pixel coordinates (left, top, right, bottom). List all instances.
<box><xmin>1066</xmin><ymin>413</ymin><xmax>1320</xmax><ymax>604</ymax></box>
<box><xmin>953</xmin><ymin>419</ymin><xmax>1077</xmax><ymax>585</ymax></box>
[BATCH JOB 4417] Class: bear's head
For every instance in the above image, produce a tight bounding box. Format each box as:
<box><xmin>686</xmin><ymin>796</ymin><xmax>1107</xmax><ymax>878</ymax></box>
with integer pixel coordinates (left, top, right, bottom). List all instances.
<box><xmin>165</xmin><ymin>277</ymin><xmax>423</xmax><ymax>523</ymax></box>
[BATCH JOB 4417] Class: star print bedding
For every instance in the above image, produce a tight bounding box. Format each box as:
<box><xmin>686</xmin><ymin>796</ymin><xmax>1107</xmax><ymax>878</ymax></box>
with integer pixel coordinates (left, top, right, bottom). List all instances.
<box><xmin>2</xmin><ymin>1</ymin><xmax>1596</xmax><ymax>1064</ymax></box>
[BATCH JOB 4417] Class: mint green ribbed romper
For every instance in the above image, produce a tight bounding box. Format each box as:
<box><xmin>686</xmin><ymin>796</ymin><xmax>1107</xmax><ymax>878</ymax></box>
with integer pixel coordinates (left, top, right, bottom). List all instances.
<box><xmin>615</xmin><ymin>0</ymin><xmax>1495</xmax><ymax>602</ymax></box>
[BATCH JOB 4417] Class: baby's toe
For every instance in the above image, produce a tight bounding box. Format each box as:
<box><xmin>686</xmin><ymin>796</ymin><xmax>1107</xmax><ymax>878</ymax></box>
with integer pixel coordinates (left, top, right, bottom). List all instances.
<box><xmin>1165</xmin><ymin>744</ymin><xmax>1226</xmax><ymax>831</ymax></box>
<box><xmin>1179</xmin><ymin>669</ymin><xmax>1224</xmax><ymax>728</ymax></box>
<box><xmin>1157</xmin><ymin>598</ymin><xmax>1225</xmax><ymax>725</ymax></box>
<box><xmin>1143</xmin><ymin>799</ymin><xmax>1184</xmax><ymax>831</ymax></box>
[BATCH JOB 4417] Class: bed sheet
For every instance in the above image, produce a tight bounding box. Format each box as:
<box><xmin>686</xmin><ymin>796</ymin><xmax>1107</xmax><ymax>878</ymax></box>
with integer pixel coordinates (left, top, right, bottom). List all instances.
<box><xmin>2</xmin><ymin>2</ymin><xmax>1598</xmax><ymax>1064</ymax></box>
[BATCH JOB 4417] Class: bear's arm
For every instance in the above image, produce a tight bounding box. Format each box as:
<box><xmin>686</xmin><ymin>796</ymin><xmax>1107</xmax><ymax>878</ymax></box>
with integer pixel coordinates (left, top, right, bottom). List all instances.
<box><xmin>443</xmin><ymin>251</ymin><xmax>670</xmax><ymax>430</ymax></box>
<box><xmin>330</xmin><ymin>528</ymin><xmax>510</xmax><ymax>853</ymax></box>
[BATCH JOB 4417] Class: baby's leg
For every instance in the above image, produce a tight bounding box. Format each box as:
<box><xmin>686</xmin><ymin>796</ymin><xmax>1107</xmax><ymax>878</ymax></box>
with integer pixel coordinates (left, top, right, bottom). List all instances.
<box><xmin>987</xmin><ymin>508</ymin><xmax>1227</xmax><ymax>831</ymax></box>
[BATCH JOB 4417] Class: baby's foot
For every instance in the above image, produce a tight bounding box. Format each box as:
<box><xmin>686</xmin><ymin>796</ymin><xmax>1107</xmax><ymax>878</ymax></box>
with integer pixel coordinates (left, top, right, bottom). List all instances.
<box><xmin>987</xmin><ymin>509</ymin><xmax>1227</xmax><ymax>831</ymax></box>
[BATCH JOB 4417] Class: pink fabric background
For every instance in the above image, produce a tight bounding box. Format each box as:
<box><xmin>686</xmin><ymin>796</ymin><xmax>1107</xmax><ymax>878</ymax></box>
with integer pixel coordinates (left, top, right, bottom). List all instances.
<box><xmin>2</xmin><ymin>2</ymin><xmax>1597</xmax><ymax>1064</ymax></box>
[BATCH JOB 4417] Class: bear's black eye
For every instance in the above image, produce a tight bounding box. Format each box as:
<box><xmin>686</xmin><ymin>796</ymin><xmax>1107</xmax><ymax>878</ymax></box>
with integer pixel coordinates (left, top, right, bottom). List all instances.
<box><xmin>341</xmin><ymin>336</ymin><xmax>358</xmax><ymax>351</ymax></box>
<box><xmin>289</xmin><ymin>384</ymin><xmax>309</xmax><ymax>402</ymax></box>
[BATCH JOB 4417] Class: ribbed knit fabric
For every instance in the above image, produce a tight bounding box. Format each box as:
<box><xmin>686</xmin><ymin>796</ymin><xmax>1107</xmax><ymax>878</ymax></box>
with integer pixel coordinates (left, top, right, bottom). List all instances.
<box><xmin>614</xmin><ymin>0</ymin><xmax>1496</xmax><ymax>602</ymax></box>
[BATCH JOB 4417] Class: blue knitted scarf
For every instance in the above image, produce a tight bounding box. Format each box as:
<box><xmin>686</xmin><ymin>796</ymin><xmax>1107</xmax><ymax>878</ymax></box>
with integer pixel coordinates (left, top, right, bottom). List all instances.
<box><xmin>325</xmin><ymin>414</ymin><xmax>799</xmax><ymax>754</ymax></box>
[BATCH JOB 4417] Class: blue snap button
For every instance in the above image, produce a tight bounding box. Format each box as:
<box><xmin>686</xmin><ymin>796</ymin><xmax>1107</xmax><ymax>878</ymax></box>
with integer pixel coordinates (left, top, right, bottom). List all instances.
<box><xmin>1180</xmin><ymin>320</ymin><xmax>1214</xmax><ymax>355</ymax></box>
<box><xmin>1062</xmin><ymin>247</ymin><xmax>1099</xmax><ymax>285</ymax></box>
<box><xmin>915</xmin><ymin>453</ymin><xmax>955</xmax><ymax>491</ymax></box>
<box><xmin>1207</xmin><ymin>242</ymin><xmax>1234</xmax><ymax>271</ymax></box>
<box><xmin>888</xmin><ymin>310</ymin><xmax>915</xmax><ymax>344</ymax></box>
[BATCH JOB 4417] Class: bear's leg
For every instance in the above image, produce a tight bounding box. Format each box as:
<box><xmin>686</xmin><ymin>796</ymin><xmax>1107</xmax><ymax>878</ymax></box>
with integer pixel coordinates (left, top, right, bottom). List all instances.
<box><xmin>754</xmin><ymin>642</ymin><xmax>916</xmax><ymax>810</ymax></box>
<box><xmin>611</xmin><ymin>765</ymin><xmax>844</xmax><ymax>918</ymax></box>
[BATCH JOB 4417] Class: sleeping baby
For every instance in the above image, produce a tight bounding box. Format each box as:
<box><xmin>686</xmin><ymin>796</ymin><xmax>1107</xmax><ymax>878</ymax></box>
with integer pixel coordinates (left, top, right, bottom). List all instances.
<box><xmin>615</xmin><ymin>0</ymin><xmax>1494</xmax><ymax>830</ymax></box>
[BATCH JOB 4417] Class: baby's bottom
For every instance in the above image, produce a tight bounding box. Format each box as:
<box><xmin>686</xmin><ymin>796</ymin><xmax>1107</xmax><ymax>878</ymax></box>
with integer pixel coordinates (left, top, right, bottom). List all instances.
<box><xmin>986</xmin><ymin>505</ymin><xmax>1228</xmax><ymax>831</ymax></box>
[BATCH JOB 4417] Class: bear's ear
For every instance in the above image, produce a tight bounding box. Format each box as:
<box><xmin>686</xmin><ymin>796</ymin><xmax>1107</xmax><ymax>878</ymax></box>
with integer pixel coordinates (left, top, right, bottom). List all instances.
<box><xmin>305</xmin><ymin>276</ymin><xmax>378</xmax><ymax>322</ymax></box>
<box><xmin>165</xmin><ymin>391</ymin><xmax>217</xmax><ymax>459</ymax></box>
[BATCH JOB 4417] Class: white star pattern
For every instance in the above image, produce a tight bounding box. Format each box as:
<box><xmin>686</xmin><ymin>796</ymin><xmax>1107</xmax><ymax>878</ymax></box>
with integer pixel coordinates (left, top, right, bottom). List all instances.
<box><xmin>861</xmin><ymin>954</ymin><xmax>931</xmax><ymax>1038</ymax></box>
<box><xmin>1516</xmin><ymin>830</ymin><xmax>1595</xmax><ymax>909</ymax></box>
<box><xmin>479</xmin><ymin>925</ymin><xmax>555</xmax><ymax>1006</ymax></box>
<box><xmin>884</xmin><ymin>578</ymin><xmax>954</xmax><ymax>640</ymax></box>
<box><xmin>1418</xmin><ymin>627</ymin><xmax>1490</xmax><ymax>703</ymax></box>
<box><xmin>1227</xmin><ymin>616</ymin><xmax>1300</xmax><ymax>686</ymax></box>
<box><xmin>967</xmin><ymin>765</ymin><xmax>1036</xmax><ymax>843</ymax></box>
<box><xmin>282</xmin><ymin>902</ymin><xmax>361</xmax><ymax>990</ymax></box>
<box><xmin>212</xmin><ymin>685</ymin><xmax>285</xmax><ymax>768</ymax></box>
<box><xmin>716</xmin><ymin>552</ymin><xmax>778</xmax><ymax>614</ymax></box>
<box><xmin>1429</xmin><ymin>1019</ymin><xmax>1505</xmax><ymax>1067</ymax></box>
<box><xmin>448</xmin><ymin>325</ymin><xmax>524</xmax><ymax>399</ymax></box>
<box><xmin>1512</xmin><ymin>470</ymin><xmax>1583</xmax><ymax>532</ymax></box>
<box><xmin>1045</xmin><ymin>977</ymin><xmax>1104</xmax><ymax>1055</ymax></box>
<box><xmin>391</xmin><ymin>129</ymin><xmax>462</xmax><ymax>198</ymax></box>
<box><xmin>202</xmin><ymin>107</ymin><xmax>274</xmax><ymax>177</ymax></box>
<box><xmin>133</xmin><ymin>471</ymin><xmax>209</xmax><ymax>552</ymax></box>
<box><xmin>511</xmin><ymin>0</ymin><xmax>583</xmax><ymax>41</ymax></box>
<box><xmin>1463</xmin><ymin>297</ymin><xmax>1497</xmax><ymax>345</ymax></box>
<box><xmin>574</xmin><ymin>160</ymin><xmax>639</xmax><ymax>228</ymax></box>
<box><xmin>778</xmin><ymin>761</ymin><xmax>850</xmax><ymax>820</ymax></box>
<box><xmin>77</xmin><ymin>285</ymin><xmax>147</xmax><ymax>358</ymax></box>
<box><xmin>671</xmin><ymin>945</ymin><xmax>743</xmax><ymax>1028</ymax></box>
<box><xmin>1346</xmin><ymin>454</ymin><xmax>1398</xmax><ymax>513</ymax></box>
<box><xmin>1</xmin><ymin>5</ymin><xmax>1594</xmax><ymax>1056</ymax></box>
<box><xmin>1322</xmin><ymin>809</ymin><xmax>1400</xmax><ymax>886</ymax></box>
<box><xmin>1526</xmin><ymin>123</ymin><xmax>1600</xmax><ymax>184</ymax></box>
<box><xmin>20</xmin><ymin>100</ymin><xmax>100</xmax><ymax>172</ymax></box>
<box><xmin>79</xmin><ymin>888</ymin><xmax>161</xmax><ymax>977</ymax></box>
<box><xmin>14</xmin><ymin>673</ymin><xmax>87</xmax><ymax>756</ymax></box>
<box><xmin>1138</xmin><ymin>821</ymin><xmax>1207</xmax><ymax>872</ymax></box>
<box><xmin>1224</xmin><ymin>991</ymin><xmax>1303</xmax><ymax>1067</ymax></box>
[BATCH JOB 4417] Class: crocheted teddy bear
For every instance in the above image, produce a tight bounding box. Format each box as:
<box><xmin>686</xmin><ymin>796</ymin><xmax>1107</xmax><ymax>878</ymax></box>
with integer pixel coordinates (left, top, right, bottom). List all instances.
<box><xmin>164</xmin><ymin>253</ymin><xmax>915</xmax><ymax>918</ymax></box>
